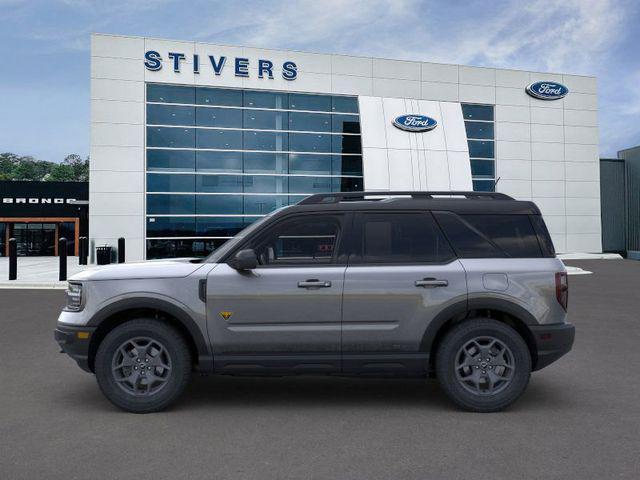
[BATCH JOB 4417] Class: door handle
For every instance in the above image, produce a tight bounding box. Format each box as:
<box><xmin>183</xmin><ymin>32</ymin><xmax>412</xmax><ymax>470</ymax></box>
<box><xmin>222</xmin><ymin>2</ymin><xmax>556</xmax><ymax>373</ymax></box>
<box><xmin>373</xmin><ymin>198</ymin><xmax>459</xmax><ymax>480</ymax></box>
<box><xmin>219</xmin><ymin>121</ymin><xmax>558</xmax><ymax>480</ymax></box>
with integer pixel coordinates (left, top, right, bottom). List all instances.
<box><xmin>298</xmin><ymin>279</ymin><xmax>332</xmax><ymax>288</ymax></box>
<box><xmin>415</xmin><ymin>278</ymin><xmax>448</xmax><ymax>288</ymax></box>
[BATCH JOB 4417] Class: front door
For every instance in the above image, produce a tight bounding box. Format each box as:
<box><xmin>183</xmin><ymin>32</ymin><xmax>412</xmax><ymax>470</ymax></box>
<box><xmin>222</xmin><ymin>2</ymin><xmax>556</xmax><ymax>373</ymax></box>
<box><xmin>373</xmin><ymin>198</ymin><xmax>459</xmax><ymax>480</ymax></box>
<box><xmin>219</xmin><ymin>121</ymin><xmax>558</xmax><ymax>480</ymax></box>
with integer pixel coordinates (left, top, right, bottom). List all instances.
<box><xmin>206</xmin><ymin>213</ymin><xmax>348</xmax><ymax>374</ymax></box>
<box><xmin>341</xmin><ymin>211</ymin><xmax>468</xmax><ymax>375</ymax></box>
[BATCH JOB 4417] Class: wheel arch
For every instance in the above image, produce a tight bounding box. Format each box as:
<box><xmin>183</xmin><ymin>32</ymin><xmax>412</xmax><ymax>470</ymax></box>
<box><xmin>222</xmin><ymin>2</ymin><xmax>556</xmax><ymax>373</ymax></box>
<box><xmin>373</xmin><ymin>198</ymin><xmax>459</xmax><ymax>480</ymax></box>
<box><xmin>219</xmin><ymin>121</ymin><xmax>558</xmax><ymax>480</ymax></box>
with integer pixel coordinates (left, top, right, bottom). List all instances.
<box><xmin>422</xmin><ymin>298</ymin><xmax>539</xmax><ymax>372</ymax></box>
<box><xmin>86</xmin><ymin>297</ymin><xmax>213</xmax><ymax>373</ymax></box>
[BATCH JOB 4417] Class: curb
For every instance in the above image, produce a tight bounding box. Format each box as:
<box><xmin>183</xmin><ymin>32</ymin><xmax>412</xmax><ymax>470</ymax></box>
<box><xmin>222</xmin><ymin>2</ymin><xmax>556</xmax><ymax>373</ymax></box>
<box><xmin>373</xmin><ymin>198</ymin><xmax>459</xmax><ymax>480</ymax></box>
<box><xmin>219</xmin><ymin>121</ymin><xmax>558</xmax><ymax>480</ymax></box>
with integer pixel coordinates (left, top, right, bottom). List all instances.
<box><xmin>0</xmin><ymin>282</ymin><xmax>67</xmax><ymax>289</ymax></box>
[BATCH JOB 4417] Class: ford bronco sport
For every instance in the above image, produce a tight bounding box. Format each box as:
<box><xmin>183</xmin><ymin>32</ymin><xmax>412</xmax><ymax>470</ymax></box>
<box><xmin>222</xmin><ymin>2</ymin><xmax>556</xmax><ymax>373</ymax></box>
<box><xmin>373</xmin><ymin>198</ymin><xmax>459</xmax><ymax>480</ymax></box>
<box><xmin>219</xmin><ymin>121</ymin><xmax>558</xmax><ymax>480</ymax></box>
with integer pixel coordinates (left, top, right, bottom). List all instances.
<box><xmin>55</xmin><ymin>191</ymin><xmax>574</xmax><ymax>413</ymax></box>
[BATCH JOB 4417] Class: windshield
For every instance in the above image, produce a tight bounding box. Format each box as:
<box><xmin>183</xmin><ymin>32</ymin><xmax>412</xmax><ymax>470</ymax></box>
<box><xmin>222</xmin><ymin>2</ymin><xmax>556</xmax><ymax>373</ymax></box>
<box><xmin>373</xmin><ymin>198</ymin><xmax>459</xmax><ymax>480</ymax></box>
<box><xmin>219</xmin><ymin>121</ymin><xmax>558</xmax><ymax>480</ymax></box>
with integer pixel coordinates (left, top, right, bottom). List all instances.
<box><xmin>202</xmin><ymin>210</ymin><xmax>281</xmax><ymax>263</ymax></box>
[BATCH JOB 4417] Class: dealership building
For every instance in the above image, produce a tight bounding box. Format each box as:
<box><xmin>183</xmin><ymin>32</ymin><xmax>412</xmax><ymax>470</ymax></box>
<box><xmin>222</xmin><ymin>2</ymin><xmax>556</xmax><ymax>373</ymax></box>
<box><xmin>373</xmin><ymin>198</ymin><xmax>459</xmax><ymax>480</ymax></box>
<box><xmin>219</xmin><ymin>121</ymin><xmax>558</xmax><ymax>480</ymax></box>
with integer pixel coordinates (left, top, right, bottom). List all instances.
<box><xmin>89</xmin><ymin>33</ymin><xmax>601</xmax><ymax>261</ymax></box>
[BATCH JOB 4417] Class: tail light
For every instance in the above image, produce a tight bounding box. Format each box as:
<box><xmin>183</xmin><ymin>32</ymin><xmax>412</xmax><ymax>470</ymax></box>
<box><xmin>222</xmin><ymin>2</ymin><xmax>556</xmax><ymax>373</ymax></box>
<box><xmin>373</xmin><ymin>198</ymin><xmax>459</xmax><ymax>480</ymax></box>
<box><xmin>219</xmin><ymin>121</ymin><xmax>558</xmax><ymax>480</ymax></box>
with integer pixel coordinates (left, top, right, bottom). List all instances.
<box><xmin>555</xmin><ymin>272</ymin><xmax>568</xmax><ymax>311</ymax></box>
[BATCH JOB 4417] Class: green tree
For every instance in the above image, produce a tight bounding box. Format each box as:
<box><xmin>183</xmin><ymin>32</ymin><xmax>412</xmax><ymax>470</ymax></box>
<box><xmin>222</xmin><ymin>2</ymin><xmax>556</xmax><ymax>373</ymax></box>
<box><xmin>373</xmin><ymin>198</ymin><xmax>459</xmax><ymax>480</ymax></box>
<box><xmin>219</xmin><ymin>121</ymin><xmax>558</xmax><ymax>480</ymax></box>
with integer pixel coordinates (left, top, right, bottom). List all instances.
<box><xmin>47</xmin><ymin>163</ymin><xmax>76</xmax><ymax>181</ymax></box>
<box><xmin>0</xmin><ymin>152</ymin><xmax>89</xmax><ymax>181</ymax></box>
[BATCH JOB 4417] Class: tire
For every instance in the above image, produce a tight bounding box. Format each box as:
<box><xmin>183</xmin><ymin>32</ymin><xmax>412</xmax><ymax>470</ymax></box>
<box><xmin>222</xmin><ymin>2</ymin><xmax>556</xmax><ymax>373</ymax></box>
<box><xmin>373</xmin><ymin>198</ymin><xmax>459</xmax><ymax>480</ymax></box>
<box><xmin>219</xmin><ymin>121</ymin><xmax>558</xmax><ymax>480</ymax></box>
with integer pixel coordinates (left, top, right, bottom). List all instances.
<box><xmin>435</xmin><ymin>318</ymin><xmax>531</xmax><ymax>412</ymax></box>
<box><xmin>95</xmin><ymin>319</ymin><xmax>192</xmax><ymax>413</ymax></box>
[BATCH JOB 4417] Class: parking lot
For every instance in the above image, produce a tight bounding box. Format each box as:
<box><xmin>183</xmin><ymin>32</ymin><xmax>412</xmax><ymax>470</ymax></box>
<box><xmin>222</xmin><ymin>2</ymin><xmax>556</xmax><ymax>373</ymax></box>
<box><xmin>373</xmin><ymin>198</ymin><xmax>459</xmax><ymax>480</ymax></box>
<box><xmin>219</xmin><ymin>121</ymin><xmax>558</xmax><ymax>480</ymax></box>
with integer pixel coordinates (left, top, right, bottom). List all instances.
<box><xmin>0</xmin><ymin>259</ymin><xmax>639</xmax><ymax>480</ymax></box>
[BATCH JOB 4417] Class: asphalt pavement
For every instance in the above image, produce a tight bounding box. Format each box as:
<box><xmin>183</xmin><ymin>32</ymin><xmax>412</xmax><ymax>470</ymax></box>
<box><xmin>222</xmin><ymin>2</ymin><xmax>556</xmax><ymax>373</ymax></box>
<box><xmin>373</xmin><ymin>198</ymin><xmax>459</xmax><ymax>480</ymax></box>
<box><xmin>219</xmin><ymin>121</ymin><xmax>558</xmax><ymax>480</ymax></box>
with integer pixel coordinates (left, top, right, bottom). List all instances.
<box><xmin>0</xmin><ymin>259</ymin><xmax>639</xmax><ymax>480</ymax></box>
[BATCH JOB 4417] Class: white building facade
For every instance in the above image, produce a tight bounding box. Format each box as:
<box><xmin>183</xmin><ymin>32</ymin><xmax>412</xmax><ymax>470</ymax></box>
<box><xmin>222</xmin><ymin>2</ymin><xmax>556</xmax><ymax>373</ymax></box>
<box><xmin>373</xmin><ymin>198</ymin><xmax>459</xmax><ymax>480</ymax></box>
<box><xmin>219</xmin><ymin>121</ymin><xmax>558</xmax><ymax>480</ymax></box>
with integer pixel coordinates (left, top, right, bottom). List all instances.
<box><xmin>90</xmin><ymin>33</ymin><xmax>601</xmax><ymax>261</ymax></box>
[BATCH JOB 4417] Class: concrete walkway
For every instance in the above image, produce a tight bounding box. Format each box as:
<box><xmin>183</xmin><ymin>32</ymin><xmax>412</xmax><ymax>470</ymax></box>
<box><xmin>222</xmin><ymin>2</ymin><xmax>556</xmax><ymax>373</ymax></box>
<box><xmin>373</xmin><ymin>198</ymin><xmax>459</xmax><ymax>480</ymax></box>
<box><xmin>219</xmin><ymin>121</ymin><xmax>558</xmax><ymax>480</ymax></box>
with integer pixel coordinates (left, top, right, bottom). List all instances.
<box><xmin>0</xmin><ymin>254</ymin><xmax>617</xmax><ymax>288</ymax></box>
<box><xmin>0</xmin><ymin>257</ymin><xmax>92</xmax><ymax>288</ymax></box>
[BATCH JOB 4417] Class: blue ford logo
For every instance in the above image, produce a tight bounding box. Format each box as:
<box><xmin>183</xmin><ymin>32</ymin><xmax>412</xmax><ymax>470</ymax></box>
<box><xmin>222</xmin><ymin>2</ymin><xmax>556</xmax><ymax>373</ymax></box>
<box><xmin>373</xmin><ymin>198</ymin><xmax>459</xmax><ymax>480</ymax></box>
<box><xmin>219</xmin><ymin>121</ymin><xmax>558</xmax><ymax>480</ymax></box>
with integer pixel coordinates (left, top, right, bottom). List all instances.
<box><xmin>392</xmin><ymin>114</ymin><xmax>437</xmax><ymax>132</ymax></box>
<box><xmin>526</xmin><ymin>81</ymin><xmax>569</xmax><ymax>100</ymax></box>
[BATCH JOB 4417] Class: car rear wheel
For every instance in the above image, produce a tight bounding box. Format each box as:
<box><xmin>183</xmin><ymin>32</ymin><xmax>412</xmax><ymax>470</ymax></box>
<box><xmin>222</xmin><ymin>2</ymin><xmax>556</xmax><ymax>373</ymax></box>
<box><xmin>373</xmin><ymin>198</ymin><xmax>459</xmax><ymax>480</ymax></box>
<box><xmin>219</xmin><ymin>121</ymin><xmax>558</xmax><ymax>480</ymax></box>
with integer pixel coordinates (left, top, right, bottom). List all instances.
<box><xmin>95</xmin><ymin>319</ymin><xmax>192</xmax><ymax>413</ymax></box>
<box><xmin>436</xmin><ymin>318</ymin><xmax>531</xmax><ymax>412</ymax></box>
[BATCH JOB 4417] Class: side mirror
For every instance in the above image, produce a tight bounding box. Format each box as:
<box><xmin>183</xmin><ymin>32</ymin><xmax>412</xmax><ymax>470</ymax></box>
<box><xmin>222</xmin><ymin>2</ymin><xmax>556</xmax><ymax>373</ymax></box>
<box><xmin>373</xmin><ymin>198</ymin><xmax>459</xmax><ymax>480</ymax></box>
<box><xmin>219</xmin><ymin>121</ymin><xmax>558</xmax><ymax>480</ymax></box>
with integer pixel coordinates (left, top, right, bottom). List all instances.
<box><xmin>229</xmin><ymin>249</ymin><xmax>258</xmax><ymax>271</ymax></box>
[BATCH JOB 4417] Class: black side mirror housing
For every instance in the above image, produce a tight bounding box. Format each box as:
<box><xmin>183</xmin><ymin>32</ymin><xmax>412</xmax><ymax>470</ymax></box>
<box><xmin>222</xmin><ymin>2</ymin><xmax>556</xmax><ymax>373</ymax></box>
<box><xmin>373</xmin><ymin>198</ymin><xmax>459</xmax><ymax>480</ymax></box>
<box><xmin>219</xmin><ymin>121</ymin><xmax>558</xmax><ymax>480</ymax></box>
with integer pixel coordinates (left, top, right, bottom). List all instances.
<box><xmin>229</xmin><ymin>249</ymin><xmax>258</xmax><ymax>270</ymax></box>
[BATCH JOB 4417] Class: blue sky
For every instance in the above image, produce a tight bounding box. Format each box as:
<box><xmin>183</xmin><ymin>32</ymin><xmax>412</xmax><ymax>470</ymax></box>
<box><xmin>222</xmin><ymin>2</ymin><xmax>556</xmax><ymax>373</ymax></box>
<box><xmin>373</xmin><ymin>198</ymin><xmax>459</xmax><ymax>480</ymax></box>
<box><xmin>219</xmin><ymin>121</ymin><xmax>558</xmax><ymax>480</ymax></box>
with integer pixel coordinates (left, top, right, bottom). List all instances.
<box><xmin>1</xmin><ymin>0</ymin><xmax>638</xmax><ymax>162</ymax></box>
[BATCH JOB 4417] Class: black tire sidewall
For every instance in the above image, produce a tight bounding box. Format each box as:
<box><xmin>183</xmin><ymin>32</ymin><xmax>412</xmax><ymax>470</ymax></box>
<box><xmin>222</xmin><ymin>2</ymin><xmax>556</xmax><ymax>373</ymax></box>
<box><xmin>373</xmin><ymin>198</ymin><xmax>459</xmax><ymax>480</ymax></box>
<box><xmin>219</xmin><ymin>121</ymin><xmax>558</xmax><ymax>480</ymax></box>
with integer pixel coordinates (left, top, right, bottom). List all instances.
<box><xmin>436</xmin><ymin>319</ymin><xmax>531</xmax><ymax>412</ymax></box>
<box><xmin>95</xmin><ymin>319</ymin><xmax>191</xmax><ymax>413</ymax></box>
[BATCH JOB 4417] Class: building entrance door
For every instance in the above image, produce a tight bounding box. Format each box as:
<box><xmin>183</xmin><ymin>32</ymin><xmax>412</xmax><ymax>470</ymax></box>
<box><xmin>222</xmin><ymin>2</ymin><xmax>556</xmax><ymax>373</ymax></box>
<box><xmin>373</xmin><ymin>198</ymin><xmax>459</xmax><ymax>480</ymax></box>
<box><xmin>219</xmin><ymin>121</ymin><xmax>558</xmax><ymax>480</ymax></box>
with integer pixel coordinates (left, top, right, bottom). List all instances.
<box><xmin>13</xmin><ymin>223</ymin><xmax>56</xmax><ymax>256</ymax></box>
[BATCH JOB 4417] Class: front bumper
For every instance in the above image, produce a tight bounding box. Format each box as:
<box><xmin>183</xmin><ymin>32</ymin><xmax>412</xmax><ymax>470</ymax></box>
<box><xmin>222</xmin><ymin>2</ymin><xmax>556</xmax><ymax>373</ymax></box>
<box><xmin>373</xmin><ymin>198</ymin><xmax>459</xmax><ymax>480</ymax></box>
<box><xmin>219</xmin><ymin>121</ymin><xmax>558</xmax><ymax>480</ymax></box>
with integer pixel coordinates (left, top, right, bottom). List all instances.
<box><xmin>54</xmin><ymin>324</ymin><xmax>96</xmax><ymax>373</ymax></box>
<box><xmin>530</xmin><ymin>322</ymin><xmax>575</xmax><ymax>371</ymax></box>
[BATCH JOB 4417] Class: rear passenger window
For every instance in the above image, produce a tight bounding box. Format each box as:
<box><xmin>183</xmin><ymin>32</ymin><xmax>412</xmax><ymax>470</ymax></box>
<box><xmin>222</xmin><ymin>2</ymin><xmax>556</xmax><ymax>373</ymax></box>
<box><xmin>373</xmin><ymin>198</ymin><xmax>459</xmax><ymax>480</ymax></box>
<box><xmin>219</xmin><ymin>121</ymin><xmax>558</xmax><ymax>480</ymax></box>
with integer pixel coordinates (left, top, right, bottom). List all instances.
<box><xmin>434</xmin><ymin>212</ymin><xmax>543</xmax><ymax>258</ymax></box>
<box><xmin>355</xmin><ymin>213</ymin><xmax>455</xmax><ymax>264</ymax></box>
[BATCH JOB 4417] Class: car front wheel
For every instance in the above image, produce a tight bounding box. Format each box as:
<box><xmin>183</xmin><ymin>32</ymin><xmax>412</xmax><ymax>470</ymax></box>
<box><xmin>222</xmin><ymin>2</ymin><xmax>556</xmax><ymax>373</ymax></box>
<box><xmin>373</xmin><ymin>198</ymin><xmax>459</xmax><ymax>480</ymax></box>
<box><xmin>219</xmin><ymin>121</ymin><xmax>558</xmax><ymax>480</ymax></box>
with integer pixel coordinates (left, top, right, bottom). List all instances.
<box><xmin>95</xmin><ymin>319</ymin><xmax>192</xmax><ymax>413</ymax></box>
<box><xmin>436</xmin><ymin>318</ymin><xmax>531</xmax><ymax>412</ymax></box>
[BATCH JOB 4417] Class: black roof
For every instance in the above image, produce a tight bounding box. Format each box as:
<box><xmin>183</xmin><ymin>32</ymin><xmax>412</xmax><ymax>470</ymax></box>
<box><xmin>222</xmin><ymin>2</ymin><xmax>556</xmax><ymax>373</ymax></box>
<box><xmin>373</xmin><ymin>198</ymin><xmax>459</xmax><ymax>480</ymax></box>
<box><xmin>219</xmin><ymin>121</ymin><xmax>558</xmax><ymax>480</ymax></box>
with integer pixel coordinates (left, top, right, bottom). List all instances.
<box><xmin>284</xmin><ymin>191</ymin><xmax>541</xmax><ymax>216</ymax></box>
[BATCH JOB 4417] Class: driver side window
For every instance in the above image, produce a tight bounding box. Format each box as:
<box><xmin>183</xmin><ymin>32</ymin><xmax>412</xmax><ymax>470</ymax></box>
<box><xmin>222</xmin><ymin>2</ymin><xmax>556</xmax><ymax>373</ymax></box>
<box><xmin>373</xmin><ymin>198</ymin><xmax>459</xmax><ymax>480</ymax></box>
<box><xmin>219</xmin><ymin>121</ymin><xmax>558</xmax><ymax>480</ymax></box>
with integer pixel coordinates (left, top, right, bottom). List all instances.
<box><xmin>249</xmin><ymin>215</ymin><xmax>343</xmax><ymax>266</ymax></box>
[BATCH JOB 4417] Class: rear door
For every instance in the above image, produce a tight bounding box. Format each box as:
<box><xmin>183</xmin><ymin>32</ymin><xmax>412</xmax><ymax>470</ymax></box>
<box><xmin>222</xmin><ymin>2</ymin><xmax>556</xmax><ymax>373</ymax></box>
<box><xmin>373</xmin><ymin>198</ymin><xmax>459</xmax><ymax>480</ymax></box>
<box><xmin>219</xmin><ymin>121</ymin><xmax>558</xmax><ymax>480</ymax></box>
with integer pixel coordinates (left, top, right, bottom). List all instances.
<box><xmin>341</xmin><ymin>211</ymin><xmax>467</xmax><ymax>375</ymax></box>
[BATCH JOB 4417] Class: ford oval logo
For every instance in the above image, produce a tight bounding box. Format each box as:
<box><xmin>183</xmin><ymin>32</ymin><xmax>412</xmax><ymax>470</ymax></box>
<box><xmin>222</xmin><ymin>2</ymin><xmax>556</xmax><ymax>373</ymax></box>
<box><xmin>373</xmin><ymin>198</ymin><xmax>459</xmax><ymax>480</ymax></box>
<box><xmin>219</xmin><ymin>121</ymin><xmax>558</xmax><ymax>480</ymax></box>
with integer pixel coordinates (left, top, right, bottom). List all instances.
<box><xmin>526</xmin><ymin>81</ymin><xmax>569</xmax><ymax>100</ymax></box>
<box><xmin>392</xmin><ymin>114</ymin><xmax>438</xmax><ymax>132</ymax></box>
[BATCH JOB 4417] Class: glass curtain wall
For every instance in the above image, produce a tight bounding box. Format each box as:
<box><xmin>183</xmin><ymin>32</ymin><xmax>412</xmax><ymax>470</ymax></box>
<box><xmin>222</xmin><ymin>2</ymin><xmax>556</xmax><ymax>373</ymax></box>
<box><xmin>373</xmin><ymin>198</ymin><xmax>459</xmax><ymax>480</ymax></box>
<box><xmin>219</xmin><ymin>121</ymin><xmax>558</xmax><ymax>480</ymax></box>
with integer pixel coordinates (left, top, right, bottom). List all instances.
<box><xmin>461</xmin><ymin>104</ymin><xmax>496</xmax><ymax>192</ymax></box>
<box><xmin>145</xmin><ymin>84</ymin><xmax>363</xmax><ymax>259</ymax></box>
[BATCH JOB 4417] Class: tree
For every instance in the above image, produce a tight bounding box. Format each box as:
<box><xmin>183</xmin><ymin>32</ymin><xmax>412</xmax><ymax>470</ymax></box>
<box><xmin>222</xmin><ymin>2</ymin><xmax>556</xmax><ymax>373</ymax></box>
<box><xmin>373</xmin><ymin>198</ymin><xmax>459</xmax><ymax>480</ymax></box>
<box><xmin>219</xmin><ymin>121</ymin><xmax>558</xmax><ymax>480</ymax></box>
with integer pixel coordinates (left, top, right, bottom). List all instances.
<box><xmin>0</xmin><ymin>152</ymin><xmax>89</xmax><ymax>182</ymax></box>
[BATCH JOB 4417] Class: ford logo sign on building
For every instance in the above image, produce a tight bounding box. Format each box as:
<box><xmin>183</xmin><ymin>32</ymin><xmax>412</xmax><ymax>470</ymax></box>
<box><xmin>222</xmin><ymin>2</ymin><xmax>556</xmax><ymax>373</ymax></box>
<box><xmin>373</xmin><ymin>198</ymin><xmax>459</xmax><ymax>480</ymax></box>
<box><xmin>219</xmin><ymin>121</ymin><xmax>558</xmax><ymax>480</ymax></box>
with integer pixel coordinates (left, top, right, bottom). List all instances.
<box><xmin>526</xmin><ymin>81</ymin><xmax>569</xmax><ymax>100</ymax></box>
<box><xmin>392</xmin><ymin>114</ymin><xmax>438</xmax><ymax>132</ymax></box>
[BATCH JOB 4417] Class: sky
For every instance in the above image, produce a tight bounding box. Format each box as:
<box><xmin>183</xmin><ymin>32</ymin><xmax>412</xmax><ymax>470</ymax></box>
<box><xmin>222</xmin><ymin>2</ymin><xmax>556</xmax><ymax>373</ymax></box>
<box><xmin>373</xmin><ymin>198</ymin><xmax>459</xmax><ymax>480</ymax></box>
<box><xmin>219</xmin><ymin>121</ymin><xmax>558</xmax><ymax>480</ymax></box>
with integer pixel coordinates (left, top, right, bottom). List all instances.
<box><xmin>0</xmin><ymin>0</ymin><xmax>638</xmax><ymax>162</ymax></box>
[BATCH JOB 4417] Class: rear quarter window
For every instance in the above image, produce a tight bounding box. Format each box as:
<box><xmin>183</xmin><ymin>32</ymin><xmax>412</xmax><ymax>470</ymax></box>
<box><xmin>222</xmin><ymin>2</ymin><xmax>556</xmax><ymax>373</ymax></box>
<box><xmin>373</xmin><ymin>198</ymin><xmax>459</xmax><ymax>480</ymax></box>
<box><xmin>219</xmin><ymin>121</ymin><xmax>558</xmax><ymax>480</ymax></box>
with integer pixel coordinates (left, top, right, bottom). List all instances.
<box><xmin>434</xmin><ymin>212</ymin><xmax>544</xmax><ymax>258</ymax></box>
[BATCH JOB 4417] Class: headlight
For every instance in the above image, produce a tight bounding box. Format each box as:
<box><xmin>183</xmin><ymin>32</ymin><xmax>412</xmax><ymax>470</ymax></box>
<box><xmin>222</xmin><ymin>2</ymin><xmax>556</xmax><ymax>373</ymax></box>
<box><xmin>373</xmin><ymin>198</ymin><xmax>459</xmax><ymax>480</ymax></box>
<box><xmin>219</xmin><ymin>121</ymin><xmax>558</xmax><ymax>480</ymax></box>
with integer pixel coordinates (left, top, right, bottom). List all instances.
<box><xmin>64</xmin><ymin>282</ymin><xmax>83</xmax><ymax>312</ymax></box>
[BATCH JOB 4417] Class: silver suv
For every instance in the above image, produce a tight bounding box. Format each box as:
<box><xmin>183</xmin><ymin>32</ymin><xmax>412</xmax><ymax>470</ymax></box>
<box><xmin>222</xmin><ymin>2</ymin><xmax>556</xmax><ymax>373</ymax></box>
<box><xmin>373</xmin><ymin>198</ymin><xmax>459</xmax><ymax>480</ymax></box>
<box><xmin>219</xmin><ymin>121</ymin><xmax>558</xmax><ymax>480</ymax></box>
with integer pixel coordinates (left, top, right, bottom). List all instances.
<box><xmin>55</xmin><ymin>191</ymin><xmax>574</xmax><ymax>413</ymax></box>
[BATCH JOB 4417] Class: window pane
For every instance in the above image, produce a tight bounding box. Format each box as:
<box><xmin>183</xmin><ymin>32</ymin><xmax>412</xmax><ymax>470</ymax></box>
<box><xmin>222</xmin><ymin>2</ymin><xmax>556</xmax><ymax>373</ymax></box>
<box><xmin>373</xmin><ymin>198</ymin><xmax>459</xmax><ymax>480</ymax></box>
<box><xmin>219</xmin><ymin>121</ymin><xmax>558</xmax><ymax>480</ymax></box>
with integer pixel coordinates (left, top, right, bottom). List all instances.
<box><xmin>243</xmin><ymin>90</ymin><xmax>288</xmax><ymax>109</ymax></box>
<box><xmin>243</xmin><ymin>131</ymin><xmax>288</xmax><ymax>151</ymax></box>
<box><xmin>472</xmin><ymin>179</ymin><xmax>495</xmax><ymax>192</ymax></box>
<box><xmin>244</xmin><ymin>195</ymin><xmax>288</xmax><ymax>215</ymax></box>
<box><xmin>243</xmin><ymin>152</ymin><xmax>288</xmax><ymax>174</ymax></box>
<box><xmin>433</xmin><ymin>211</ymin><xmax>501</xmax><ymax>258</ymax></box>
<box><xmin>289</xmin><ymin>153</ymin><xmax>332</xmax><ymax>175</ymax></box>
<box><xmin>147</xmin><ymin>84</ymin><xmax>195</xmax><ymax>104</ymax></box>
<box><xmin>196</xmin><ymin>175</ymin><xmax>243</xmax><ymax>193</ymax></box>
<box><xmin>289</xmin><ymin>93</ymin><xmax>332</xmax><ymax>112</ymax></box>
<box><xmin>332</xmin><ymin>115</ymin><xmax>361</xmax><ymax>134</ymax></box>
<box><xmin>147</xmin><ymin>238</ymin><xmax>226</xmax><ymax>259</ymax></box>
<box><xmin>465</xmin><ymin>121</ymin><xmax>494</xmax><ymax>139</ymax></box>
<box><xmin>289</xmin><ymin>176</ymin><xmax>332</xmax><ymax>194</ymax></box>
<box><xmin>333</xmin><ymin>155</ymin><xmax>363</xmax><ymax>176</ymax></box>
<box><xmin>288</xmin><ymin>112</ymin><xmax>331</xmax><ymax>132</ymax></box>
<box><xmin>468</xmin><ymin>140</ymin><xmax>494</xmax><ymax>158</ymax></box>
<box><xmin>196</xmin><ymin>217</ymin><xmax>248</xmax><ymax>236</ymax></box>
<box><xmin>461</xmin><ymin>215</ymin><xmax>542</xmax><ymax>258</ymax></box>
<box><xmin>147</xmin><ymin>127</ymin><xmax>195</xmax><ymax>148</ymax></box>
<box><xmin>332</xmin><ymin>96</ymin><xmax>359</xmax><ymax>113</ymax></box>
<box><xmin>195</xmin><ymin>107</ymin><xmax>242</xmax><ymax>128</ymax></box>
<box><xmin>250</xmin><ymin>215</ymin><xmax>342</xmax><ymax>265</ymax></box>
<box><xmin>147</xmin><ymin>150</ymin><xmax>195</xmax><ymax>171</ymax></box>
<box><xmin>332</xmin><ymin>135</ymin><xmax>362</xmax><ymax>154</ymax></box>
<box><xmin>196</xmin><ymin>87</ymin><xmax>242</xmax><ymax>106</ymax></box>
<box><xmin>461</xmin><ymin>104</ymin><xmax>494</xmax><ymax>121</ymax></box>
<box><xmin>356</xmin><ymin>213</ymin><xmax>454</xmax><ymax>264</ymax></box>
<box><xmin>243</xmin><ymin>109</ymin><xmax>288</xmax><ymax>130</ymax></box>
<box><xmin>146</xmin><ymin>194</ymin><xmax>195</xmax><ymax>215</ymax></box>
<box><xmin>470</xmin><ymin>159</ymin><xmax>495</xmax><ymax>177</ymax></box>
<box><xmin>147</xmin><ymin>173</ymin><xmax>195</xmax><ymax>192</ymax></box>
<box><xmin>196</xmin><ymin>195</ymin><xmax>242</xmax><ymax>215</ymax></box>
<box><xmin>147</xmin><ymin>217</ymin><xmax>196</xmax><ymax>237</ymax></box>
<box><xmin>243</xmin><ymin>175</ymin><xmax>287</xmax><ymax>193</ymax></box>
<box><xmin>332</xmin><ymin>177</ymin><xmax>363</xmax><ymax>192</ymax></box>
<box><xmin>196</xmin><ymin>129</ymin><xmax>242</xmax><ymax>149</ymax></box>
<box><xmin>196</xmin><ymin>151</ymin><xmax>242</xmax><ymax>172</ymax></box>
<box><xmin>147</xmin><ymin>104</ymin><xmax>195</xmax><ymax>125</ymax></box>
<box><xmin>289</xmin><ymin>133</ymin><xmax>331</xmax><ymax>153</ymax></box>
<box><xmin>531</xmin><ymin>214</ymin><xmax>556</xmax><ymax>256</ymax></box>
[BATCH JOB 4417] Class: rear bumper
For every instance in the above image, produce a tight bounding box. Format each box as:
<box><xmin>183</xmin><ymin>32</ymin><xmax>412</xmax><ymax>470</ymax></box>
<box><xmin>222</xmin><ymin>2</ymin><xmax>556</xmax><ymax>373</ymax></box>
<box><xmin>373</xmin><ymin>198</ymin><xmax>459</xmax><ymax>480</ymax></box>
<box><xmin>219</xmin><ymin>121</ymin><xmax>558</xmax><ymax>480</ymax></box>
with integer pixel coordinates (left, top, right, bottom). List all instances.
<box><xmin>530</xmin><ymin>322</ymin><xmax>575</xmax><ymax>371</ymax></box>
<box><xmin>54</xmin><ymin>324</ymin><xmax>96</xmax><ymax>373</ymax></box>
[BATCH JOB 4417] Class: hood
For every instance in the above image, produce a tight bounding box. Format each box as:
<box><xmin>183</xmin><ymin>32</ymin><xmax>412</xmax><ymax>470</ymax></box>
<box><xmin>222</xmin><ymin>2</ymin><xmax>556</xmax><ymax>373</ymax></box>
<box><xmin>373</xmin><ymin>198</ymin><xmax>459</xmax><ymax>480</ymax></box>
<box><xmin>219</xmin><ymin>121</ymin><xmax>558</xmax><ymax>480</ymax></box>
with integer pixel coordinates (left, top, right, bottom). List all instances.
<box><xmin>69</xmin><ymin>258</ymin><xmax>207</xmax><ymax>281</ymax></box>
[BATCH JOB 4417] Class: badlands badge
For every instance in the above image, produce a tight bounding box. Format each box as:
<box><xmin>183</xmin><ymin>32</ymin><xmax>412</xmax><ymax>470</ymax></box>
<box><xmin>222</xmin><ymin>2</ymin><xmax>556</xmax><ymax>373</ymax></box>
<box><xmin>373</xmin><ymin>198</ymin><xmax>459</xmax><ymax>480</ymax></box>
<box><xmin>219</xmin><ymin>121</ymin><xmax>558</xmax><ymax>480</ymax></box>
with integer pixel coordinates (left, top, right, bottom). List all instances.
<box><xmin>219</xmin><ymin>311</ymin><xmax>233</xmax><ymax>321</ymax></box>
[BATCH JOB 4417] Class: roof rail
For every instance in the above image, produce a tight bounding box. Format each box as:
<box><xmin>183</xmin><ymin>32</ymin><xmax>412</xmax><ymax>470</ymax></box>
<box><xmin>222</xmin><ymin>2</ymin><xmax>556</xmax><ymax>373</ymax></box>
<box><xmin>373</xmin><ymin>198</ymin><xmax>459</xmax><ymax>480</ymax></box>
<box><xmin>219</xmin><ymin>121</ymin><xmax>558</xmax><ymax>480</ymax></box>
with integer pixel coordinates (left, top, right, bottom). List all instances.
<box><xmin>297</xmin><ymin>191</ymin><xmax>513</xmax><ymax>205</ymax></box>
